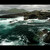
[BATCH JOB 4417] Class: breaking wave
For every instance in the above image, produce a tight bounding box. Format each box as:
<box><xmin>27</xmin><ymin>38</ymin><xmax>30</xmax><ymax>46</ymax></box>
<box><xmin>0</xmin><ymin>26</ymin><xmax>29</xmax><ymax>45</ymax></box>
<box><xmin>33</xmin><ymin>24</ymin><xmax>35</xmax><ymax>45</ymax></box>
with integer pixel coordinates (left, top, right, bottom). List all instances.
<box><xmin>0</xmin><ymin>16</ymin><xmax>50</xmax><ymax>46</ymax></box>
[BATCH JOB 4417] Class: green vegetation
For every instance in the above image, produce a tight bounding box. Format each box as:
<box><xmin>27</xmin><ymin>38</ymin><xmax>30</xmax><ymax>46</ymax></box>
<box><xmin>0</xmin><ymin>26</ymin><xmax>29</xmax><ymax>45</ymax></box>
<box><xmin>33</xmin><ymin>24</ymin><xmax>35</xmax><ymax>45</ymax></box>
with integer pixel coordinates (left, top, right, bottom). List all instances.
<box><xmin>0</xmin><ymin>8</ymin><xmax>27</xmax><ymax>14</ymax></box>
<box><xmin>7</xmin><ymin>8</ymin><xmax>27</xmax><ymax>13</ymax></box>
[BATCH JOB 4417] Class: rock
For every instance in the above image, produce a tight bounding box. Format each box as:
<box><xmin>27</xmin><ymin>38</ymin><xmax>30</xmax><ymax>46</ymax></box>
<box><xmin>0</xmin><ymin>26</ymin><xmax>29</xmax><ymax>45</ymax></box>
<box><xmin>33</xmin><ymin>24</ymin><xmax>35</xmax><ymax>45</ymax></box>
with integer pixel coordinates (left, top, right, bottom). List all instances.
<box><xmin>44</xmin><ymin>32</ymin><xmax>50</xmax><ymax>43</ymax></box>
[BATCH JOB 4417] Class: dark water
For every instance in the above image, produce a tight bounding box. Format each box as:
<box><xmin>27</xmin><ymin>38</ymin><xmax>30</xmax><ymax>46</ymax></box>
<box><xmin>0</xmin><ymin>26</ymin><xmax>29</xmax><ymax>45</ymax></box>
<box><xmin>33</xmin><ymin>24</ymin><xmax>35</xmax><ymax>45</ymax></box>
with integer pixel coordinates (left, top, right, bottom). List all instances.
<box><xmin>0</xmin><ymin>16</ymin><xmax>50</xmax><ymax>46</ymax></box>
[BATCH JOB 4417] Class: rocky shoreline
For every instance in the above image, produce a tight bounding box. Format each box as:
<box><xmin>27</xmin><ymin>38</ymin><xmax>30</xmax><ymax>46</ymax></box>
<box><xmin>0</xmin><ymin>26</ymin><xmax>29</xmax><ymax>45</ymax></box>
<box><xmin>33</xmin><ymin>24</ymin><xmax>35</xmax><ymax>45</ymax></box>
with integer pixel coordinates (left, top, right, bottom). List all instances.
<box><xmin>0</xmin><ymin>11</ymin><xmax>50</xmax><ymax>20</ymax></box>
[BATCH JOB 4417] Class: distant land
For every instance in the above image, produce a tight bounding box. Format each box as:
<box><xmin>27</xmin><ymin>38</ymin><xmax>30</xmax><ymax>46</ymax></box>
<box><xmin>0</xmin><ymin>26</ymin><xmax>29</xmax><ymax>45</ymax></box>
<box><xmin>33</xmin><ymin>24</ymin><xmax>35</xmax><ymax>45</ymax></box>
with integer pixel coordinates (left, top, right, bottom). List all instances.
<box><xmin>0</xmin><ymin>8</ymin><xmax>27</xmax><ymax>14</ymax></box>
<box><xmin>0</xmin><ymin>9</ymin><xmax>50</xmax><ymax>20</ymax></box>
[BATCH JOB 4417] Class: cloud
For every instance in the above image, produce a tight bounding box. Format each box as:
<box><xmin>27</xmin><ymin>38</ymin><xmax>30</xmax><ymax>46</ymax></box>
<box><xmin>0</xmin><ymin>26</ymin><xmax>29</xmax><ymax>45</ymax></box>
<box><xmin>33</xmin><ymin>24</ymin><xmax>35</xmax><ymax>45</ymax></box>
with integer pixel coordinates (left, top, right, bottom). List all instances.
<box><xmin>0</xmin><ymin>5</ymin><xmax>50</xmax><ymax>11</ymax></box>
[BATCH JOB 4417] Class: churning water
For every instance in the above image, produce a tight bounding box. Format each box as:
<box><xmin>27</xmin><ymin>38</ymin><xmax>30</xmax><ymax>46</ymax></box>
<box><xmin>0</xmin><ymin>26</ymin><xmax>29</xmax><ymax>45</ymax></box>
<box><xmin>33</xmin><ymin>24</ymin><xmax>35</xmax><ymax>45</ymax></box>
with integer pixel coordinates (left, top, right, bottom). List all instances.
<box><xmin>0</xmin><ymin>15</ymin><xmax>50</xmax><ymax>46</ymax></box>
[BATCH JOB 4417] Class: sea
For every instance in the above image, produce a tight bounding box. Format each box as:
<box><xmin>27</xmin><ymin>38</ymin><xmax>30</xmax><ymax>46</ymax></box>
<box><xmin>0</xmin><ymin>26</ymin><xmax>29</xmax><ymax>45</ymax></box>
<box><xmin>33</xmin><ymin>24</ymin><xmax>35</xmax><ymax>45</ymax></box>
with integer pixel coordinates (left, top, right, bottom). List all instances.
<box><xmin>0</xmin><ymin>14</ymin><xmax>50</xmax><ymax>46</ymax></box>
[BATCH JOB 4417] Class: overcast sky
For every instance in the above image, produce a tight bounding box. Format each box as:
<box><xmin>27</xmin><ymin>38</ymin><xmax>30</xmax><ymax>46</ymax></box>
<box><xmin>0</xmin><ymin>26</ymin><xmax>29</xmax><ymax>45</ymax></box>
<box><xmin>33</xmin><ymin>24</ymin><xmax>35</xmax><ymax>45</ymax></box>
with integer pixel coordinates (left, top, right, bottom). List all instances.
<box><xmin>0</xmin><ymin>5</ymin><xmax>50</xmax><ymax>11</ymax></box>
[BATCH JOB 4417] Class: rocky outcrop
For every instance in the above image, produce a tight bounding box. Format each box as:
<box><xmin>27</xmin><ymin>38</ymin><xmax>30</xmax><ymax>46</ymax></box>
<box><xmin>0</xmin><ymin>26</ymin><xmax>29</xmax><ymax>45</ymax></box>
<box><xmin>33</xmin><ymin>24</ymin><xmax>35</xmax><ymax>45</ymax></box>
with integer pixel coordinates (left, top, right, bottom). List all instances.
<box><xmin>44</xmin><ymin>32</ymin><xmax>50</xmax><ymax>43</ymax></box>
<box><xmin>0</xmin><ymin>11</ymin><xmax>50</xmax><ymax>19</ymax></box>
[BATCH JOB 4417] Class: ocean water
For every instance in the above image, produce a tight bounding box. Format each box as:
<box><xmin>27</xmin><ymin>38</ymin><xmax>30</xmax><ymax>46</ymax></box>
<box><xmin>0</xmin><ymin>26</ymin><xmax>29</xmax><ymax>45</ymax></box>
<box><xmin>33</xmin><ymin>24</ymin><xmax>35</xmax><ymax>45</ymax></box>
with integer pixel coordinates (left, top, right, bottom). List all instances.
<box><xmin>0</xmin><ymin>16</ymin><xmax>50</xmax><ymax>46</ymax></box>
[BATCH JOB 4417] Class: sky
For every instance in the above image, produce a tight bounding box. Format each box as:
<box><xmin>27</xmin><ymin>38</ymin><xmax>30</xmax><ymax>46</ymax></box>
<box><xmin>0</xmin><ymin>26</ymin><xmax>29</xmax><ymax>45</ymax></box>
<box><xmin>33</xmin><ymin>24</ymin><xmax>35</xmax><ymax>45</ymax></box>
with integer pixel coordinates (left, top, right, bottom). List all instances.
<box><xmin>0</xmin><ymin>5</ymin><xmax>50</xmax><ymax>11</ymax></box>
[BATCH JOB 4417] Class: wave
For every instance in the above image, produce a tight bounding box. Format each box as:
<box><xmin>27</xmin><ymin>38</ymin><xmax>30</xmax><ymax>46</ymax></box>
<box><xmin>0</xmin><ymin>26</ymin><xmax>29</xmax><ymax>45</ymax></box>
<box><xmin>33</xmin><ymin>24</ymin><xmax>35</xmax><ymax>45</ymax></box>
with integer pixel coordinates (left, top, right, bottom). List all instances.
<box><xmin>26</xmin><ymin>19</ymin><xmax>47</xmax><ymax>23</ymax></box>
<box><xmin>0</xmin><ymin>35</ymin><xmax>29</xmax><ymax>45</ymax></box>
<box><xmin>0</xmin><ymin>16</ymin><xmax>50</xmax><ymax>45</ymax></box>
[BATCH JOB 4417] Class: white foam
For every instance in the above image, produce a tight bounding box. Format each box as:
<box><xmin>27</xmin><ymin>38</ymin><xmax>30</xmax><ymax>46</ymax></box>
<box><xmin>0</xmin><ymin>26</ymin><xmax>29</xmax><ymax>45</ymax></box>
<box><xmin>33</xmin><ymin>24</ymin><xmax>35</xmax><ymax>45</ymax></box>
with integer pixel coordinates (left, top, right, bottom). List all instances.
<box><xmin>0</xmin><ymin>39</ymin><xmax>14</xmax><ymax>45</ymax></box>
<box><xmin>0</xmin><ymin>16</ymin><xmax>24</xmax><ymax>24</ymax></box>
<box><xmin>26</xmin><ymin>18</ymin><xmax>47</xmax><ymax>23</ymax></box>
<box><xmin>16</xmin><ymin>16</ymin><xmax>24</xmax><ymax>21</ymax></box>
